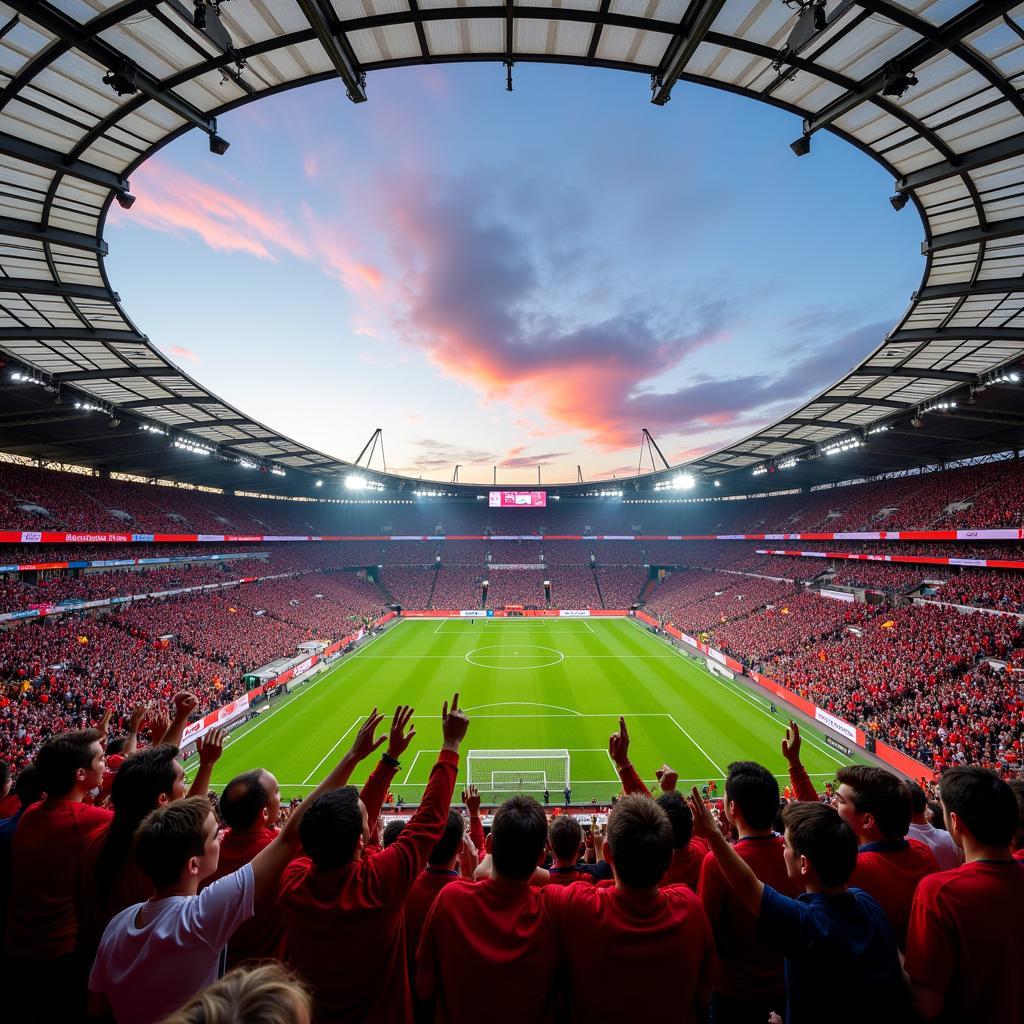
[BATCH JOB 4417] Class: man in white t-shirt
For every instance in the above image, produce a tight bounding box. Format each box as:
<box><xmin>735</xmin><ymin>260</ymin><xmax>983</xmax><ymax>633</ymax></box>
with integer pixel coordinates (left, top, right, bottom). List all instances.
<box><xmin>88</xmin><ymin>709</ymin><xmax>396</xmax><ymax>1023</ymax></box>
<box><xmin>906</xmin><ymin>781</ymin><xmax>961</xmax><ymax>871</ymax></box>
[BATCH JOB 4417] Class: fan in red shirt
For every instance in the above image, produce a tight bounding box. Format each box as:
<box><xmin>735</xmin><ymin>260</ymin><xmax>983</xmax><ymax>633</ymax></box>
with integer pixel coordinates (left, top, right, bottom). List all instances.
<box><xmin>416</xmin><ymin>793</ymin><xmax>560</xmax><ymax>1024</ymax></box>
<box><xmin>200</xmin><ymin>763</ymin><xmax>289</xmax><ymax>969</ymax></box>
<box><xmin>547</xmin><ymin>814</ymin><xmax>611</xmax><ymax>884</ymax></box>
<box><xmin>699</xmin><ymin>757</ymin><xmax>799</xmax><ymax>1024</ymax></box>
<box><xmin>543</xmin><ymin>793</ymin><xmax>716</xmax><ymax>1024</ymax></box>
<box><xmin>608</xmin><ymin>720</ymin><xmax>707</xmax><ymax>890</ymax></box>
<box><xmin>75</xmin><ymin>743</ymin><xmax>189</xmax><ymax>969</ymax></box>
<box><xmin>906</xmin><ymin>767</ymin><xmax>1024</xmax><ymax>1021</ymax></box>
<box><xmin>0</xmin><ymin>762</ymin><xmax>19</xmax><ymax>820</ymax></box>
<box><xmin>4</xmin><ymin>724</ymin><xmax>112</xmax><ymax>1022</ymax></box>
<box><xmin>831</xmin><ymin>764</ymin><xmax>939</xmax><ymax>946</ymax></box>
<box><xmin>279</xmin><ymin>699</ymin><xmax>467</xmax><ymax>1024</ymax></box>
<box><xmin>786</xmin><ymin>722</ymin><xmax>938</xmax><ymax>947</ymax></box>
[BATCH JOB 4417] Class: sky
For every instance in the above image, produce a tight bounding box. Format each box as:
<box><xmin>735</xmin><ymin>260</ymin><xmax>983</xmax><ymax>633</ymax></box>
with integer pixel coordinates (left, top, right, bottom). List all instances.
<box><xmin>106</xmin><ymin>62</ymin><xmax>922</xmax><ymax>485</ymax></box>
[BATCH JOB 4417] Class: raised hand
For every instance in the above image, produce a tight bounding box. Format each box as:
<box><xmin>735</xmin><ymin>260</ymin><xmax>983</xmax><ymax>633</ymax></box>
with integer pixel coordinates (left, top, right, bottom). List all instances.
<box><xmin>782</xmin><ymin>720</ymin><xmax>802</xmax><ymax>764</ymax></box>
<box><xmin>608</xmin><ymin>715</ymin><xmax>630</xmax><ymax>767</ymax></box>
<box><xmin>148</xmin><ymin>710</ymin><xmax>171</xmax><ymax>745</ymax></box>
<box><xmin>462</xmin><ymin>784</ymin><xmax>481</xmax><ymax>815</ymax></box>
<box><xmin>441</xmin><ymin>693</ymin><xmax>469</xmax><ymax>751</ymax></box>
<box><xmin>655</xmin><ymin>764</ymin><xmax>679</xmax><ymax>792</ymax></box>
<box><xmin>686</xmin><ymin>785</ymin><xmax>719</xmax><ymax>840</ymax></box>
<box><xmin>197</xmin><ymin>728</ymin><xmax>226</xmax><ymax>768</ymax></box>
<box><xmin>386</xmin><ymin>705</ymin><xmax>416</xmax><ymax>760</ymax></box>
<box><xmin>173</xmin><ymin>691</ymin><xmax>199</xmax><ymax>720</ymax></box>
<box><xmin>96</xmin><ymin>706</ymin><xmax>113</xmax><ymax>740</ymax></box>
<box><xmin>128</xmin><ymin>704</ymin><xmax>148</xmax><ymax>730</ymax></box>
<box><xmin>349</xmin><ymin>708</ymin><xmax>387</xmax><ymax>762</ymax></box>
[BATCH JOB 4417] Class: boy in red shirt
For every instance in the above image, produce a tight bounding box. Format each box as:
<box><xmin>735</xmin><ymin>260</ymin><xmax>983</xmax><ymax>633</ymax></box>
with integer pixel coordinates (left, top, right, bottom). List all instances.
<box><xmin>548</xmin><ymin>815</ymin><xmax>610</xmax><ymax>884</ymax></box>
<box><xmin>543</xmin><ymin>794</ymin><xmax>715</xmax><ymax>1023</ymax></box>
<box><xmin>416</xmin><ymin>795</ymin><xmax>560</xmax><ymax>1024</ymax></box>
<box><xmin>699</xmin><ymin>760</ymin><xmax>800</xmax><ymax>1024</ymax></box>
<box><xmin>785</xmin><ymin>721</ymin><xmax>938</xmax><ymax>946</ymax></box>
<box><xmin>905</xmin><ymin>767</ymin><xmax>1024</xmax><ymax>1021</ymax></box>
<box><xmin>5</xmin><ymin>726</ymin><xmax>111</xmax><ymax>1022</ymax></box>
<box><xmin>832</xmin><ymin>764</ymin><xmax>938</xmax><ymax>946</ymax></box>
<box><xmin>279</xmin><ymin>697</ymin><xmax>468</xmax><ymax>1023</ymax></box>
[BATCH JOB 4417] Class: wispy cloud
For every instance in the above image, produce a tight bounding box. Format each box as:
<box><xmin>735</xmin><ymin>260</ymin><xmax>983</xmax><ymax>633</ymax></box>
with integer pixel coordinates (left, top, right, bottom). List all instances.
<box><xmin>168</xmin><ymin>345</ymin><xmax>201</xmax><ymax>365</ymax></box>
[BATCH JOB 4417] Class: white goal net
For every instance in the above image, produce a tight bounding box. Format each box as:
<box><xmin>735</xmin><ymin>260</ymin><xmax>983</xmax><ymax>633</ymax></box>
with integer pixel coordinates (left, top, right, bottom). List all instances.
<box><xmin>466</xmin><ymin>749</ymin><xmax>570</xmax><ymax>796</ymax></box>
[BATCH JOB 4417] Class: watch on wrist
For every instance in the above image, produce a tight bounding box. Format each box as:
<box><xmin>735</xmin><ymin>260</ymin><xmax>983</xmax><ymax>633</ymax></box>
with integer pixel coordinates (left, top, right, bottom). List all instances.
<box><xmin>381</xmin><ymin>752</ymin><xmax>401</xmax><ymax>769</ymax></box>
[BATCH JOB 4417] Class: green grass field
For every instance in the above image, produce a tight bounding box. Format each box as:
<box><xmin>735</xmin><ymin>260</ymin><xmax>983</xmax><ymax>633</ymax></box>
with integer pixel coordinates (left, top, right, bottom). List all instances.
<box><xmin>189</xmin><ymin>617</ymin><xmax>861</xmax><ymax>802</ymax></box>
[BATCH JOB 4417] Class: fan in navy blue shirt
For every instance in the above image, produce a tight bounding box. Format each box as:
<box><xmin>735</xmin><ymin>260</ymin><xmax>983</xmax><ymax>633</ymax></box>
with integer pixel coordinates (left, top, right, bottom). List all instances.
<box><xmin>688</xmin><ymin>787</ymin><xmax>907</xmax><ymax>1024</ymax></box>
<box><xmin>547</xmin><ymin>814</ymin><xmax>611</xmax><ymax>884</ymax></box>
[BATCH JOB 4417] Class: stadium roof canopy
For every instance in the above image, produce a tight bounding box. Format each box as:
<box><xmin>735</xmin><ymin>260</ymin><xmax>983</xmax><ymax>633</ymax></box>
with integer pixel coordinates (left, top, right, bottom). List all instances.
<box><xmin>2</xmin><ymin>0</ymin><xmax>1024</xmax><ymax>499</ymax></box>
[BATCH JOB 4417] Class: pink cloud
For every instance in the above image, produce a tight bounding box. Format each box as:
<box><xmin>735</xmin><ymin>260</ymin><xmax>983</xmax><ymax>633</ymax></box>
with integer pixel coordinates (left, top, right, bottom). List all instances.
<box><xmin>168</xmin><ymin>345</ymin><xmax>201</xmax><ymax>365</ymax></box>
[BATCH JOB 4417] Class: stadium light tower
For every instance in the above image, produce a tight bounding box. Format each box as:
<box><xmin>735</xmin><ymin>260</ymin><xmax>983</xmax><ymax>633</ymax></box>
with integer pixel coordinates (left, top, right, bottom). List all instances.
<box><xmin>345</xmin><ymin>474</ymin><xmax>366</xmax><ymax>490</ymax></box>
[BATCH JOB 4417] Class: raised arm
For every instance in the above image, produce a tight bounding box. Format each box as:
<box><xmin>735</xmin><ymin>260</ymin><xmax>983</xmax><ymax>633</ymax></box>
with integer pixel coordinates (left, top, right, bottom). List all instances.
<box><xmin>163</xmin><ymin>691</ymin><xmax>199</xmax><ymax>751</ymax></box>
<box><xmin>247</xmin><ymin>707</ymin><xmax>388</xmax><ymax>902</ymax></box>
<box><xmin>463</xmin><ymin>784</ymin><xmax>485</xmax><ymax>852</ymax></box>
<box><xmin>187</xmin><ymin>728</ymin><xmax>225</xmax><ymax>798</ymax></box>
<box><xmin>121</xmin><ymin>704</ymin><xmax>148</xmax><ymax>757</ymax></box>
<box><xmin>608</xmin><ymin>716</ymin><xmax>650</xmax><ymax>796</ymax></box>
<box><xmin>361</xmin><ymin>705</ymin><xmax>415</xmax><ymax>834</ymax></box>
<box><xmin>782</xmin><ymin>721</ymin><xmax>818</xmax><ymax>802</ymax></box>
<box><xmin>687</xmin><ymin>786</ymin><xmax>763</xmax><ymax>916</ymax></box>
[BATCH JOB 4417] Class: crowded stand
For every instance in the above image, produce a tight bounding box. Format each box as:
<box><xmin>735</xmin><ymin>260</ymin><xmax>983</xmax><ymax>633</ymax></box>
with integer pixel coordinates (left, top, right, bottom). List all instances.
<box><xmin>593</xmin><ymin>567</ymin><xmax>646</xmax><ymax>608</ymax></box>
<box><xmin>484</xmin><ymin>570</ymin><xmax>547</xmax><ymax>609</ymax></box>
<box><xmin>546</xmin><ymin>568</ymin><xmax>601</xmax><ymax>610</ymax></box>
<box><xmin>381</xmin><ymin>567</ymin><xmax>436</xmax><ymax>609</ymax></box>
<box><xmin>828</xmin><ymin>563</ymin><xmax>931</xmax><ymax>594</ymax></box>
<box><xmin>429</xmin><ymin>567</ymin><xmax>484</xmax><ymax>609</ymax></box>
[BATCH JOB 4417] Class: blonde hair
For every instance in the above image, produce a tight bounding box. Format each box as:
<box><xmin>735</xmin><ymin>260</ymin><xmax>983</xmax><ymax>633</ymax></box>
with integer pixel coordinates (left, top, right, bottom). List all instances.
<box><xmin>161</xmin><ymin>964</ymin><xmax>311</xmax><ymax>1024</ymax></box>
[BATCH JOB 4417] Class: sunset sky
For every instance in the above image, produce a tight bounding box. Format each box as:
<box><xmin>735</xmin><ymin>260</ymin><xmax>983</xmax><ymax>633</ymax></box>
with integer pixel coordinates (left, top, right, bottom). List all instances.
<box><xmin>107</xmin><ymin>62</ymin><xmax>921</xmax><ymax>485</ymax></box>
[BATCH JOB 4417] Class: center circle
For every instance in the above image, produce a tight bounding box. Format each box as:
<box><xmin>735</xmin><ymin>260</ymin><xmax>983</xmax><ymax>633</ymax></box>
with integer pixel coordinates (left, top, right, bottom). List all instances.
<box><xmin>465</xmin><ymin>645</ymin><xmax>565</xmax><ymax>670</ymax></box>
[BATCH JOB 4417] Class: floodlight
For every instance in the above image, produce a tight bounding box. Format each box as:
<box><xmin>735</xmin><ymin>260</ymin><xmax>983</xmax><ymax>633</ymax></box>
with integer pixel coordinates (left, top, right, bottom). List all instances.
<box><xmin>315</xmin><ymin>480</ymin><xmax>323</xmax><ymax>487</ymax></box>
<box><xmin>790</xmin><ymin>134</ymin><xmax>811</xmax><ymax>157</ymax></box>
<box><xmin>193</xmin><ymin>0</ymin><xmax>207</xmax><ymax>29</ymax></box>
<box><xmin>209</xmin><ymin>134</ymin><xmax>230</xmax><ymax>156</ymax></box>
<box><xmin>713</xmin><ymin>480</ymin><xmax>720</xmax><ymax>487</ymax></box>
<box><xmin>345</xmin><ymin>475</ymin><xmax>366</xmax><ymax>490</ymax></box>
<box><xmin>882</xmin><ymin>68</ymin><xmax>918</xmax><ymax>99</ymax></box>
<box><xmin>889</xmin><ymin>192</ymin><xmax>908</xmax><ymax>211</ymax></box>
<box><xmin>103</xmin><ymin>63</ymin><xmax>138</xmax><ymax>96</ymax></box>
<box><xmin>1011</xmin><ymin>372</ymin><xmax>1021</xmax><ymax>382</ymax></box>
<box><xmin>115</xmin><ymin>191</ymin><xmax>136</xmax><ymax>210</ymax></box>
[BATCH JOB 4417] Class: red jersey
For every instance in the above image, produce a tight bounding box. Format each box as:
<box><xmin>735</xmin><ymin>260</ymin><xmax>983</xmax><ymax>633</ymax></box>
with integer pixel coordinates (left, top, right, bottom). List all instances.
<box><xmin>205</xmin><ymin>826</ymin><xmax>284</xmax><ymax>969</ymax></box>
<box><xmin>75</xmin><ymin>823</ymin><xmax>152</xmax><ymax>967</ymax></box>
<box><xmin>1014</xmin><ymin>848</ymin><xmax>1024</xmax><ymax>862</ymax></box>
<box><xmin>279</xmin><ymin>750</ymin><xmax>457</xmax><ymax>1024</ymax></box>
<box><xmin>404</xmin><ymin>866</ymin><xmax>460</xmax><ymax>980</ymax></box>
<box><xmin>662</xmin><ymin>837</ymin><xmax>710</xmax><ymax>891</ymax></box>
<box><xmin>416</xmin><ymin>876</ymin><xmax>560</xmax><ymax>1024</ymax></box>
<box><xmin>905</xmin><ymin>859</ymin><xmax>1024</xmax><ymax>1022</ymax></box>
<box><xmin>0</xmin><ymin>793</ymin><xmax>19</xmax><ymax>820</ymax></box>
<box><xmin>849</xmin><ymin>839</ymin><xmax>939</xmax><ymax>947</ymax></box>
<box><xmin>699</xmin><ymin>834</ymin><xmax>799</xmax><ymax>1000</ymax></box>
<box><xmin>5</xmin><ymin>797</ymin><xmax>112</xmax><ymax>958</ymax></box>
<box><xmin>543</xmin><ymin>882</ymin><xmax>715</xmax><ymax>1024</ymax></box>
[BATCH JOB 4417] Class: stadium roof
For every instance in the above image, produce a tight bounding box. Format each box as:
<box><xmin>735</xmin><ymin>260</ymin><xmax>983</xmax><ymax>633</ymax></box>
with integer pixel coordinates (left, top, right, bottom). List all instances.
<box><xmin>2</xmin><ymin>0</ymin><xmax>1024</xmax><ymax>498</ymax></box>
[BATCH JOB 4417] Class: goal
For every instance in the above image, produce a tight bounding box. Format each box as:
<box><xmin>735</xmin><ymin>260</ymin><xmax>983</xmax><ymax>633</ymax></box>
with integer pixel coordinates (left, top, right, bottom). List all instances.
<box><xmin>466</xmin><ymin>749</ymin><xmax>571</xmax><ymax>796</ymax></box>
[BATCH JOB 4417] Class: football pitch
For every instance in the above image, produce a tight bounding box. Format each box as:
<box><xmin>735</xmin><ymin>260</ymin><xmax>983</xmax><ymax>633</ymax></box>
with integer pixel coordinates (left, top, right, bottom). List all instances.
<box><xmin>190</xmin><ymin>617</ymin><xmax>862</xmax><ymax>802</ymax></box>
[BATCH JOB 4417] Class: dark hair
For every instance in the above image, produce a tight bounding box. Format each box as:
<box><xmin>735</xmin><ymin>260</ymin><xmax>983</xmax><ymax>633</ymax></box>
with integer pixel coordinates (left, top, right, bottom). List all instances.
<box><xmin>836</xmin><ymin>765</ymin><xmax>911</xmax><ymax>839</ymax></box>
<box><xmin>220</xmin><ymin>770</ymin><xmax>271</xmax><ymax>831</ymax></box>
<box><xmin>490</xmin><ymin>796</ymin><xmax>548</xmax><ymax>880</ymax></box>
<box><xmin>549</xmin><ymin>814</ymin><xmax>583</xmax><ymax>860</ymax></box>
<box><xmin>14</xmin><ymin>764</ymin><xmax>43</xmax><ymax>807</ymax></box>
<box><xmin>783</xmin><ymin>802</ymin><xmax>857</xmax><ymax>888</ymax></box>
<box><xmin>655</xmin><ymin>791</ymin><xmax>693</xmax><ymax>849</ymax></box>
<box><xmin>939</xmin><ymin>767</ymin><xmax>1018</xmax><ymax>848</ymax></box>
<box><xmin>382</xmin><ymin>819</ymin><xmax>406</xmax><ymax>848</ymax></box>
<box><xmin>428</xmin><ymin>810</ymin><xmax>465</xmax><ymax>867</ymax></box>
<box><xmin>97</xmin><ymin>746</ymin><xmax>181</xmax><ymax>901</ymax></box>
<box><xmin>135</xmin><ymin>797</ymin><xmax>213</xmax><ymax>887</ymax></box>
<box><xmin>927</xmin><ymin>801</ymin><xmax>947</xmax><ymax>832</ymax></box>
<box><xmin>34</xmin><ymin>729</ymin><xmax>102</xmax><ymax>797</ymax></box>
<box><xmin>0</xmin><ymin>762</ymin><xmax>9</xmax><ymax>791</ymax></box>
<box><xmin>1009</xmin><ymin>779</ymin><xmax>1024</xmax><ymax>852</ymax></box>
<box><xmin>725</xmin><ymin>761</ymin><xmax>780</xmax><ymax>831</ymax></box>
<box><xmin>106</xmin><ymin>737</ymin><xmax>128</xmax><ymax>757</ymax></box>
<box><xmin>606</xmin><ymin>795</ymin><xmax>673</xmax><ymax>889</ymax></box>
<box><xmin>299</xmin><ymin>787</ymin><xmax>364</xmax><ymax>870</ymax></box>
<box><xmin>906</xmin><ymin>780</ymin><xmax>928</xmax><ymax>816</ymax></box>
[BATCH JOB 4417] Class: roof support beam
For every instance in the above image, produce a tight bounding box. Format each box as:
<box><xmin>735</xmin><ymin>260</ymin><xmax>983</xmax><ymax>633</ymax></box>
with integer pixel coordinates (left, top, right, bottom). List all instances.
<box><xmin>803</xmin><ymin>1</ymin><xmax>1020</xmax><ymax>137</ymax></box>
<box><xmin>885</xmin><ymin>327</ymin><xmax>1024</xmax><ymax>345</ymax></box>
<box><xmin>0</xmin><ymin>216</ymin><xmax>107</xmax><ymax>255</ymax></box>
<box><xmin>6</xmin><ymin>1</ymin><xmax>221</xmax><ymax>140</ymax></box>
<box><xmin>812</xmin><ymin>396</ymin><xmax>912</xmax><ymax>409</ymax></box>
<box><xmin>0</xmin><ymin>328</ymin><xmax>144</xmax><ymax>343</ymax></box>
<box><xmin>0</xmin><ymin>132</ymin><xmax>128</xmax><ymax>192</ymax></box>
<box><xmin>916</xmin><ymin>277</ymin><xmax>1024</xmax><ymax>301</ymax></box>
<box><xmin>0</xmin><ymin>278</ymin><xmax>115</xmax><ymax>302</ymax></box>
<box><xmin>922</xmin><ymin>216</ymin><xmax>1024</xmax><ymax>254</ymax></box>
<box><xmin>294</xmin><ymin>0</ymin><xmax>367</xmax><ymax>103</ymax></box>
<box><xmin>651</xmin><ymin>0</ymin><xmax>728</xmax><ymax>106</ymax></box>
<box><xmin>857</xmin><ymin>365</ymin><xmax>977</xmax><ymax>381</ymax></box>
<box><xmin>53</xmin><ymin>368</ymin><xmax>169</xmax><ymax>383</ymax></box>
<box><xmin>898</xmin><ymin>132</ymin><xmax>1024</xmax><ymax>192</ymax></box>
<box><xmin>120</xmin><ymin>397</ymin><xmax>224</xmax><ymax>410</ymax></box>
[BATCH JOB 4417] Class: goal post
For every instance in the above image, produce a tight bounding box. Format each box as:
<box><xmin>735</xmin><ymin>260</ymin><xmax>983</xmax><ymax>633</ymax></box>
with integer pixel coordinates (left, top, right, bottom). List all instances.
<box><xmin>466</xmin><ymin>749</ymin><xmax>570</xmax><ymax>798</ymax></box>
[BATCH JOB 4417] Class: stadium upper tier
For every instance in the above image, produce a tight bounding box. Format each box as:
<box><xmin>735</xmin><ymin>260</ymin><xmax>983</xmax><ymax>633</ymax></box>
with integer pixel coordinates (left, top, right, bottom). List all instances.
<box><xmin>3</xmin><ymin>2</ymin><xmax>1024</xmax><ymax>494</ymax></box>
<box><xmin>1</xmin><ymin>456</ymin><xmax>1023</xmax><ymax>538</ymax></box>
